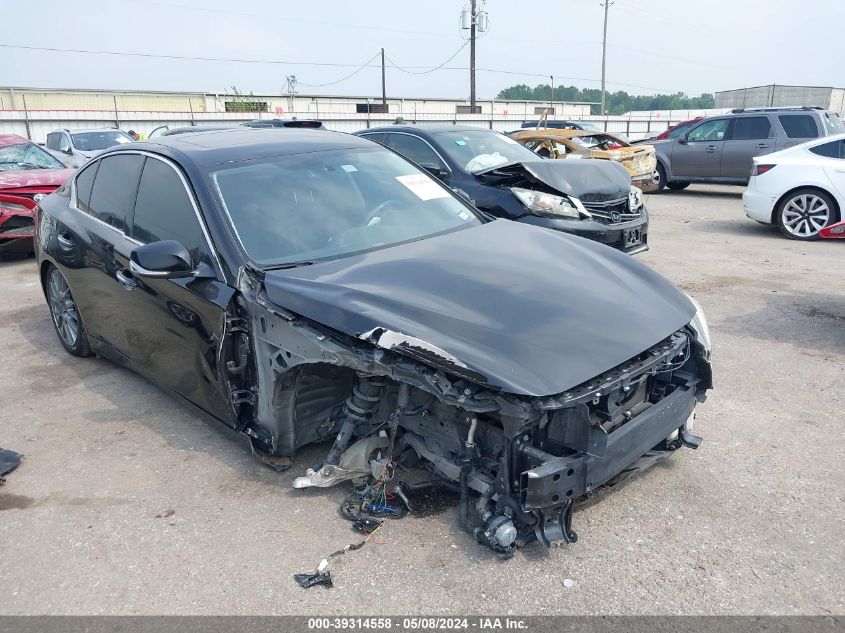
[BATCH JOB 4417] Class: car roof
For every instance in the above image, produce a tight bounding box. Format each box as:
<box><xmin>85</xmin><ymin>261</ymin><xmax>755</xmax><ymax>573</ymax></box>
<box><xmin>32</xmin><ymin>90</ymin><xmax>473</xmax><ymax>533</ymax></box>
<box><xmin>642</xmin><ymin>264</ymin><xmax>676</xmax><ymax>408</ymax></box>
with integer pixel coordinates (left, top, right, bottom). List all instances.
<box><xmin>359</xmin><ymin>125</ymin><xmax>497</xmax><ymax>135</ymax></box>
<box><xmin>513</xmin><ymin>129</ymin><xmax>593</xmax><ymax>140</ymax></box>
<box><xmin>114</xmin><ymin>128</ymin><xmax>376</xmax><ymax>166</ymax></box>
<box><xmin>0</xmin><ymin>134</ymin><xmax>28</xmax><ymax>147</ymax></box>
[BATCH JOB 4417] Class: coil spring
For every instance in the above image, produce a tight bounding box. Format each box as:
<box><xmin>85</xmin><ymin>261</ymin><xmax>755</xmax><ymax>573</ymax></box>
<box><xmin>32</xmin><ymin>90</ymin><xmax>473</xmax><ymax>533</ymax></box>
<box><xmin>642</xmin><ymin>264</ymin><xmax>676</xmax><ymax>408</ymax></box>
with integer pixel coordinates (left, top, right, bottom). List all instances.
<box><xmin>344</xmin><ymin>373</ymin><xmax>387</xmax><ymax>424</ymax></box>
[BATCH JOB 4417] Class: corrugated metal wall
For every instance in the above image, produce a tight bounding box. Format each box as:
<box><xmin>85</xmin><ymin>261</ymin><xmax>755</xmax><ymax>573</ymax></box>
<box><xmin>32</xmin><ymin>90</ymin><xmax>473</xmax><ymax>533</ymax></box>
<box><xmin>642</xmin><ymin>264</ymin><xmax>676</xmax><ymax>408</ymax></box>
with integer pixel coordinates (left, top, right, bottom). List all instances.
<box><xmin>715</xmin><ymin>85</ymin><xmax>844</xmax><ymax>114</ymax></box>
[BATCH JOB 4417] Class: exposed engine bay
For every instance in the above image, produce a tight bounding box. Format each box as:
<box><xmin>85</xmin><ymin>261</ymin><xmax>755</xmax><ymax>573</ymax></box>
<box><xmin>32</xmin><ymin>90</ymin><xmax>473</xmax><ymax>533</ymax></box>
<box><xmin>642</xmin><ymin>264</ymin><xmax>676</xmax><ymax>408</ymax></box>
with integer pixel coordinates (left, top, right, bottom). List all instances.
<box><xmin>232</xmin><ymin>269</ymin><xmax>712</xmax><ymax>555</ymax></box>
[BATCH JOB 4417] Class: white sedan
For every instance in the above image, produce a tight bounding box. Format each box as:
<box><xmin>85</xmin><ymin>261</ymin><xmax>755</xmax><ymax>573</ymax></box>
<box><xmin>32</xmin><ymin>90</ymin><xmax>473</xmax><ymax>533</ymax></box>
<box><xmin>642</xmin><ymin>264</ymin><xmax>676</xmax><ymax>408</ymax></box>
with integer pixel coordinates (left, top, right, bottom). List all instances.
<box><xmin>743</xmin><ymin>133</ymin><xmax>845</xmax><ymax>240</ymax></box>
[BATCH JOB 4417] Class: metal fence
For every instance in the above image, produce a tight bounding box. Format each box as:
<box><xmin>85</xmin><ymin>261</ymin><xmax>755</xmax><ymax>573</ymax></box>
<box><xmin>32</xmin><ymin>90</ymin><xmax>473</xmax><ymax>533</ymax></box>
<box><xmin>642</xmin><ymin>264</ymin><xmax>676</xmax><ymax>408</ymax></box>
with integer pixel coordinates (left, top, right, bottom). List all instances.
<box><xmin>0</xmin><ymin>108</ymin><xmax>722</xmax><ymax>143</ymax></box>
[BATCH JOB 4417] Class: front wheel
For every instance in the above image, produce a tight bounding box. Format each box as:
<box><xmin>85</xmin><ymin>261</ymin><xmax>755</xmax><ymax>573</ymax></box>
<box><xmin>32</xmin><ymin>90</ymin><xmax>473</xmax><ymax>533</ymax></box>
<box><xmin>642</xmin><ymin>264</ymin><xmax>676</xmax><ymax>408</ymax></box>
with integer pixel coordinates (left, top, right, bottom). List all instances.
<box><xmin>46</xmin><ymin>264</ymin><xmax>92</xmax><ymax>357</ymax></box>
<box><xmin>777</xmin><ymin>189</ymin><xmax>838</xmax><ymax>241</ymax></box>
<box><xmin>653</xmin><ymin>163</ymin><xmax>667</xmax><ymax>191</ymax></box>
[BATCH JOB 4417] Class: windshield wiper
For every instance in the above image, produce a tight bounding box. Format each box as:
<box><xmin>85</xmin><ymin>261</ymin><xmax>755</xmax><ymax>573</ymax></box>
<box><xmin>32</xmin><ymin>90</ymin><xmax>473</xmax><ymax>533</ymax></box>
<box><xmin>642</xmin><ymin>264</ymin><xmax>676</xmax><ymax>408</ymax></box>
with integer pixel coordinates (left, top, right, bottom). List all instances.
<box><xmin>263</xmin><ymin>260</ymin><xmax>316</xmax><ymax>270</ymax></box>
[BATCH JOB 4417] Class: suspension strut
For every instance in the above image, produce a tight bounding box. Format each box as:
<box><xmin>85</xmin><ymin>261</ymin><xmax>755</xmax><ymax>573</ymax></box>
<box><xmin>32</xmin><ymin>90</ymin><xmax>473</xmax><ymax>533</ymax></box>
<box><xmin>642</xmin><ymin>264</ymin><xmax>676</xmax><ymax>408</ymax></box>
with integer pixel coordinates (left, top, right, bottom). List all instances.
<box><xmin>323</xmin><ymin>373</ymin><xmax>387</xmax><ymax>466</ymax></box>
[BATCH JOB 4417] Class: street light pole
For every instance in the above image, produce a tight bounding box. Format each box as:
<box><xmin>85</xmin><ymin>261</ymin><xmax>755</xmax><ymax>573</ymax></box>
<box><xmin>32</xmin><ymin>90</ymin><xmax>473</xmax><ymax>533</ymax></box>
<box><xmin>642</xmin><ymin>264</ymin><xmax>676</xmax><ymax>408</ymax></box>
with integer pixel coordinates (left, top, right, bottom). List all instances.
<box><xmin>381</xmin><ymin>48</ymin><xmax>386</xmax><ymax>106</ymax></box>
<box><xmin>600</xmin><ymin>0</ymin><xmax>613</xmax><ymax>115</ymax></box>
<box><xmin>470</xmin><ymin>0</ymin><xmax>477</xmax><ymax>111</ymax></box>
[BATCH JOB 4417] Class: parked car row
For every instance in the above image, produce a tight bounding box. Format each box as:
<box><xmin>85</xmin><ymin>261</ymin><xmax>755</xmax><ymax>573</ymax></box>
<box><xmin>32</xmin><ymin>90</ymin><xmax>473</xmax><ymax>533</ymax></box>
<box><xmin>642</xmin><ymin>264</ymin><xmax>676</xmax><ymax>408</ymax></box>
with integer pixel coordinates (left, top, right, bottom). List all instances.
<box><xmin>33</xmin><ymin>127</ymin><xmax>712</xmax><ymax>554</ymax></box>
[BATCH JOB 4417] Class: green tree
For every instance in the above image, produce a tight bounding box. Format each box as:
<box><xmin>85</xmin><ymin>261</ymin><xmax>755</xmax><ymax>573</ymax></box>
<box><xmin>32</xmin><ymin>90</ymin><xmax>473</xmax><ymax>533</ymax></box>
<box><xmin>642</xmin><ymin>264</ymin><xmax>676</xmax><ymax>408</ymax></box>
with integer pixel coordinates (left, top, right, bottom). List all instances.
<box><xmin>496</xmin><ymin>84</ymin><xmax>714</xmax><ymax>115</ymax></box>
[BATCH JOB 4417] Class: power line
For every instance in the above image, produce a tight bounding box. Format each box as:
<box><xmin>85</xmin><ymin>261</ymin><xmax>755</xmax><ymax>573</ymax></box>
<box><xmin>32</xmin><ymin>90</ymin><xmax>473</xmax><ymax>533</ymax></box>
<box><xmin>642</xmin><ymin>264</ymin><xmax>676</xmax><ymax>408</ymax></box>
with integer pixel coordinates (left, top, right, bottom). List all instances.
<box><xmin>384</xmin><ymin>42</ymin><xmax>468</xmax><ymax>75</ymax></box>
<box><xmin>0</xmin><ymin>43</ymin><xmax>677</xmax><ymax>94</ymax></box>
<box><xmin>0</xmin><ymin>43</ymin><xmax>376</xmax><ymax>68</ymax></box>
<box><xmin>297</xmin><ymin>52</ymin><xmax>382</xmax><ymax>88</ymax></box>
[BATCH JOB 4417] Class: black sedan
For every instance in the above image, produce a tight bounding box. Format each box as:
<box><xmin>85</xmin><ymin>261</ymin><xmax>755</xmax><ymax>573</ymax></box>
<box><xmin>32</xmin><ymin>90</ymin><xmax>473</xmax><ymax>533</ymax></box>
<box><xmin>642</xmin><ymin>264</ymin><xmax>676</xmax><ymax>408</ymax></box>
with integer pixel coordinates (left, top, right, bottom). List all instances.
<box><xmin>354</xmin><ymin>125</ymin><xmax>649</xmax><ymax>254</ymax></box>
<box><xmin>34</xmin><ymin>128</ymin><xmax>711</xmax><ymax>553</ymax></box>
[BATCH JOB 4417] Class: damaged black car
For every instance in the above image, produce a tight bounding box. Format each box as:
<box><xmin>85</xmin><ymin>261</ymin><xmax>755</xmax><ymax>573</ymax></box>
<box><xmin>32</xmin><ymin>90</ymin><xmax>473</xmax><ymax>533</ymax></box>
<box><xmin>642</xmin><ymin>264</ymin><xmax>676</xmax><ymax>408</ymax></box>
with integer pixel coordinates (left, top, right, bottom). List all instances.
<box><xmin>34</xmin><ymin>128</ymin><xmax>711</xmax><ymax>554</ymax></box>
<box><xmin>354</xmin><ymin>125</ymin><xmax>649</xmax><ymax>254</ymax></box>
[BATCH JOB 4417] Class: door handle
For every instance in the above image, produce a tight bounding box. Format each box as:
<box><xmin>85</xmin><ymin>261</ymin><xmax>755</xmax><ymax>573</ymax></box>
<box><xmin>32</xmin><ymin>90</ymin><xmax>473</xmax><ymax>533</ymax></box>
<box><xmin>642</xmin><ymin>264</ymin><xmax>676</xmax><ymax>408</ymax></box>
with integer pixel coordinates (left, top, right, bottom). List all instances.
<box><xmin>115</xmin><ymin>269</ymin><xmax>138</xmax><ymax>291</ymax></box>
<box><xmin>705</xmin><ymin>145</ymin><xmax>717</xmax><ymax>153</ymax></box>
<box><xmin>756</xmin><ymin>143</ymin><xmax>770</xmax><ymax>149</ymax></box>
<box><xmin>56</xmin><ymin>232</ymin><xmax>74</xmax><ymax>250</ymax></box>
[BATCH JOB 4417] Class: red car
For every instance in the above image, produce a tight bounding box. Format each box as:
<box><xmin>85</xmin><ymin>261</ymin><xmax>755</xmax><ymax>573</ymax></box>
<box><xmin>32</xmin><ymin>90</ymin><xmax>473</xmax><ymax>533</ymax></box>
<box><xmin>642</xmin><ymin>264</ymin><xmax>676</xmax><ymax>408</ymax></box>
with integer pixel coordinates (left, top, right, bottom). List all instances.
<box><xmin>0</xmin><ymin>134</ymin><xmax>74</xmax><ymax>257</ymax></box>
<box><xmin>820</xmin><ymin>220</ymin><xmax>845</xmax><ymax>239</ymax></box>
<box><xmin>634</xmin><ymin>117</ymin><xmax>704</xmax><ymax>145</ymax></box>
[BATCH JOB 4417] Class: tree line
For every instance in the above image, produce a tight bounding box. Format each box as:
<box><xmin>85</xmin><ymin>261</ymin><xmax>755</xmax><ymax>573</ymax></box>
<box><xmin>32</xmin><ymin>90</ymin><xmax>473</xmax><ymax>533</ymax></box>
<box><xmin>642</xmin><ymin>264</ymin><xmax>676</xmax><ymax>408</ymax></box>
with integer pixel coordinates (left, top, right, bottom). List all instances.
<box><xmin>496</xmin><ymin>84</ymin><xmax>715</xmax><ymax>115</ymax></box>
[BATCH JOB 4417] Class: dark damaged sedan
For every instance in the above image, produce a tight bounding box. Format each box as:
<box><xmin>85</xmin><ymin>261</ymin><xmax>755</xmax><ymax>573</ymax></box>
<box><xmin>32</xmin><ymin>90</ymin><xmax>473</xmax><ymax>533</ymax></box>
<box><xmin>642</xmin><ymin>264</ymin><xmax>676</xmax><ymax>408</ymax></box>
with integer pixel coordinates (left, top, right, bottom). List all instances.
<box><xmin>355</xmin><ymin>125</ymin><xmax>649</xmax><ymax>254</ymax></box>
<box><xmin>35</xmin><ymin>129</ymin><xmax>711</xmax><ymax>553</ymax></box>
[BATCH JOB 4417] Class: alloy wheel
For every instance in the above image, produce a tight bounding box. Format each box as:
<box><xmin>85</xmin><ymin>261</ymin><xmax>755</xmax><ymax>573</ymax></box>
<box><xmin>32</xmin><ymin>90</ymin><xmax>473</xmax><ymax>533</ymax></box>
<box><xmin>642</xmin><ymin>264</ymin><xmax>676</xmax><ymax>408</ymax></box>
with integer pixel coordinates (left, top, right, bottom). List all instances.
<box><xmin>781</xmin><ymin>193</ymin><xmax>830</xmax><ymax>238</ymax></box>
<box><xmin>48</xmin><ymin>268</ymin><xmax>80</xmax><ymax>348</ymax></box>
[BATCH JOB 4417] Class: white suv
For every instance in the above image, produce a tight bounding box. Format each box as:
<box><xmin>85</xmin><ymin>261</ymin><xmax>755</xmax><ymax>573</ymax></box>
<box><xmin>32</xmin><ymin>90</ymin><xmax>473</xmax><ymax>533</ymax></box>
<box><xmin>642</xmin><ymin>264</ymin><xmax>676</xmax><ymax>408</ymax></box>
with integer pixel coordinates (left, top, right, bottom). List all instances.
<box><xmin>45</xmin><ymin>128</ymin><xmax>134</xmax><ymax>168</ymax></box>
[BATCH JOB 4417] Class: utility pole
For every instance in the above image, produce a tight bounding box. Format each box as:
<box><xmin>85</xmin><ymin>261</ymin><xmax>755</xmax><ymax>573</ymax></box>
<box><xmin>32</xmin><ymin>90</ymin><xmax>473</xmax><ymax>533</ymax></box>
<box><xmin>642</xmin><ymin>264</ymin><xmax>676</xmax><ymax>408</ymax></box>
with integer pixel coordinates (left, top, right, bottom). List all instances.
<box><xmin>381</xmin><ymin>48</ymin><xmax>386</xmax><ymax>106</ymax></box>
<box><xmin>600</xmin><ymin>0</ymin><xmax>613</xmax><ymax>115</ymax></box>
<box><xmin>549</xmin><ymin>75</ymin><xmax>554</xmax><ymax>115</ymax></box>
<box><xmin>470</xmin><ymin>0</ymin><xmax>477</xmax><ymax>111</ymax></box>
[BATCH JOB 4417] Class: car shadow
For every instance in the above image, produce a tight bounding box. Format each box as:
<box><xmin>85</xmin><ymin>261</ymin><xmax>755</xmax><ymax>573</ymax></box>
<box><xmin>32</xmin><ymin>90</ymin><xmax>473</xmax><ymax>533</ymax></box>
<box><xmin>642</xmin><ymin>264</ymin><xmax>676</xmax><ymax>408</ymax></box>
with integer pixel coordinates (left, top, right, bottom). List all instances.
<box><xmin>648</xmin><ymin>187</ymin><xmax>743</xmax><ymax>200</ymax></box>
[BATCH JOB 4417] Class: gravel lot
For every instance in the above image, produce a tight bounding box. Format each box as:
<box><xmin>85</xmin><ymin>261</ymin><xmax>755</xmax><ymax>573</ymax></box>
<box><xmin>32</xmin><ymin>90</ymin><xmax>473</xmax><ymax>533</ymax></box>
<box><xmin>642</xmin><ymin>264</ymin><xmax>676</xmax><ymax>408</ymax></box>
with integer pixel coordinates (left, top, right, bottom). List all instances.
<box><xmin>1</xmin><ymin>185</ymin><xmax>843</xmax><ymax>615</ymax></box>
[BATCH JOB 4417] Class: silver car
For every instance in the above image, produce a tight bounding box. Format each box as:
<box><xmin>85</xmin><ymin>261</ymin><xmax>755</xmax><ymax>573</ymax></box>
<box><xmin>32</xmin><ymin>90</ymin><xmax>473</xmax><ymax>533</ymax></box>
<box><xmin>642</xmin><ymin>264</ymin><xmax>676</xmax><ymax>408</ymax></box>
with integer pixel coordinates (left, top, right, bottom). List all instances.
<box><xmin>44</xmin><ymin>128</ymin><xmax>134</xmax><ymax>168</ymax></box>
<box><xmin>651</xmin><ymin>107</ymin><xmax>845</xmax><ymax>190</ymax></box>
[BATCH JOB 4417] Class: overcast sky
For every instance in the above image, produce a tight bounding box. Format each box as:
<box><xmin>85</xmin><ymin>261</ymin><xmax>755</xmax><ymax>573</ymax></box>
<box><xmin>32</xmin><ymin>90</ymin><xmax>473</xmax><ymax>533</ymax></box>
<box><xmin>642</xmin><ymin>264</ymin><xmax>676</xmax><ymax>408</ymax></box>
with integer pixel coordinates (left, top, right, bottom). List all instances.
<box><xmin>1</xmin><ymin>0</ymin><xmax>841</xmax><ymax>99</ymax></box>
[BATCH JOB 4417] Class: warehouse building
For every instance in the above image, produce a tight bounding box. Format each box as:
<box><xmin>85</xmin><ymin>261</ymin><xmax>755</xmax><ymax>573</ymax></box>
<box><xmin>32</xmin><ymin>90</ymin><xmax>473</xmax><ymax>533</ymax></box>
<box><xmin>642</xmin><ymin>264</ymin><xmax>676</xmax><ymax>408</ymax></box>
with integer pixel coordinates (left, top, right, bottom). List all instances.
<box><xmin>715</xmin><ymin>84</ymin><xmax>845</xmax><ymax>114</ymax></box>
<box><xmin>0</xmin><ymin>86</ymin><xmax>591</xmax><ymax>118</ymax></box>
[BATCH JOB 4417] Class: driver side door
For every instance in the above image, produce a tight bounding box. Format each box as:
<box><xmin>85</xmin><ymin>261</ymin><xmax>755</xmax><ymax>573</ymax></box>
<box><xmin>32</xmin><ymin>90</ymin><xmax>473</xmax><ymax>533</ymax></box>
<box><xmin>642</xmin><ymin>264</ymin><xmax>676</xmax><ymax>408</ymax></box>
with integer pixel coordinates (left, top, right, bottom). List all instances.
<box><xmin>670</xmin><ymin>118</ymin><xmax>732</xmax><ymax>179</ymax></box>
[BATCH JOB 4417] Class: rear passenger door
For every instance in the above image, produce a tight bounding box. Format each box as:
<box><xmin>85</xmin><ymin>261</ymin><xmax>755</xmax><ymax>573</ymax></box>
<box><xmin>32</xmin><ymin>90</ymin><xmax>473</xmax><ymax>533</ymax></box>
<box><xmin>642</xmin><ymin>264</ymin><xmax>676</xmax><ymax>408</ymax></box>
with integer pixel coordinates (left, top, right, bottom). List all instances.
<box><xmin>721</xmin><ymin>116</ymin><xmax>774</xmax><ymax>180</ymax></box>
<box><xmin>776</xmin><ymin>114</ymin><xmax>821</xmax><ymax>150</ymax></box>
<box><xmin>61</xmin><ymin>153</ymin><xmax>146</xmax><ymax>357</ymax></box>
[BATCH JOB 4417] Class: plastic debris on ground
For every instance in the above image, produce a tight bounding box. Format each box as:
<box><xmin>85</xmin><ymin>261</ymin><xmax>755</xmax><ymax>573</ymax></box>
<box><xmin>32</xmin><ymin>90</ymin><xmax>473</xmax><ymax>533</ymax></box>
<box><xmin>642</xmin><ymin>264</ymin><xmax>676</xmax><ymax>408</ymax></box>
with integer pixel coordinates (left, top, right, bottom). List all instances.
<box><xmin>0</xmin><ymin>448</ymin><xmax>23</xmax><ymax>485</ymax></box>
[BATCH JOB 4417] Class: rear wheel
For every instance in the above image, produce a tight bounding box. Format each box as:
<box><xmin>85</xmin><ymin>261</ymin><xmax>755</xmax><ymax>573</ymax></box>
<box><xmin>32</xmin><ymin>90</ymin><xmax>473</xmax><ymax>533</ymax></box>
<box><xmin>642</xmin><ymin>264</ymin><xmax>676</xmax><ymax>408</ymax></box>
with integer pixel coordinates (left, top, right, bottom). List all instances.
<box><xmin>46</xmin><ymin>264</ymin><xmax>92</xmax><ymax>357</ymax></box>
<box><xmin>653</xmin><ymin>163</ymin><xmax>666</xmax><ymax>191</ymax></box>
<box><xmin>776</xmin><ymin>188</ymin><xmax>838</xmax><ymax>241</ymax></box>
<box><xmin>667</xmin><ymin>181</ymin><xmax>690</xmax><ymax>190</ymax></box>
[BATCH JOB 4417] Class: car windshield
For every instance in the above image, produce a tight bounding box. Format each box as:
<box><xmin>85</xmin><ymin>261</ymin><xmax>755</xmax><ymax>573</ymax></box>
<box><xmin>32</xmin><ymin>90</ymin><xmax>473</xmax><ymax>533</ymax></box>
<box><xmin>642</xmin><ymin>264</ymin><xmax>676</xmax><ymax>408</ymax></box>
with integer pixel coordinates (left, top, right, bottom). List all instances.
<box><xmin>70</xmin><ymin>131</ymin><xmax>133</xmax><ymax>151</ymax></box>
<box><xmin>209</xmin><ymin>147</ymin><xmax>480</xmax><ymax>267</ymax></box>
<box><xmin>435</xmin><ymin>130</ymin><xmax>540</xmax><ymax>173</ymax></box>
<box><xmin>0</xmin><ymin>142</ymin><xmax>64</xmax><ymax>171</ymax></box>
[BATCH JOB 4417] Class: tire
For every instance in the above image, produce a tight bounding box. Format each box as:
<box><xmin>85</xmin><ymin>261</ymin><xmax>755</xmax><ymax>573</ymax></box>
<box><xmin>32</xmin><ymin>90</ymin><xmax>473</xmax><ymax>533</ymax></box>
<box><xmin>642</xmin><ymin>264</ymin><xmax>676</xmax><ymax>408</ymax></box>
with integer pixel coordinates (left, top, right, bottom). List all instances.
<box><xmin>667</xmin><ymin>181</ymin><xmax>690</xmax><ymax>190</ymax></box>
<box><xmin>776</xmin><ymin>188</ymin><xmax>839</xmax><ymax>241</ymax></box>
<box><xmin>653</xmin><ymin>163</ymin><xmax>667</xmax><ymax>191</ymax></box>
<box><xmin>45</xmin><ymin>264</ymin><xmax>92</xmax><ymax>357</ymax></box>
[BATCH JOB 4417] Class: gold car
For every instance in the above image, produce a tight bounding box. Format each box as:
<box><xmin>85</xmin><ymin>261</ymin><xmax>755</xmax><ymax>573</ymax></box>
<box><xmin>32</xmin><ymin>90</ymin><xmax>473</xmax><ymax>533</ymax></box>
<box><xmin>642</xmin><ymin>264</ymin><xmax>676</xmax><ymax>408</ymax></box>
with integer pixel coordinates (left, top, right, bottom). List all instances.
<box><xmin>512</xmin><ymin>129</ymin><xmax>658</xmax><ymax>192</ymax></box>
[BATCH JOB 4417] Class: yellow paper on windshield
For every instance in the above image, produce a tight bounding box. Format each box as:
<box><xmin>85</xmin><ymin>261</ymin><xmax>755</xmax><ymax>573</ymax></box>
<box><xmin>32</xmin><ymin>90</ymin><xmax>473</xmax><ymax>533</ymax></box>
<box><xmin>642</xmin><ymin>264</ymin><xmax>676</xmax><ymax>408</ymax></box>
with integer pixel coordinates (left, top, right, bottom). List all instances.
<box><xmin>395</xmin><ymin>174</ymin><xmax>450</xmax><ymax>201</ymax></box>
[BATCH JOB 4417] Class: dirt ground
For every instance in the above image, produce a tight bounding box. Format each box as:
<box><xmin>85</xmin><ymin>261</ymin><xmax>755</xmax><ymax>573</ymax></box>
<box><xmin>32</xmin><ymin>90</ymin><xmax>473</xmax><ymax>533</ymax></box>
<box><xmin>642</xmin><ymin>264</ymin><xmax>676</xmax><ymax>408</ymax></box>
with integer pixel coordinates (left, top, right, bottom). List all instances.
<box><xmin>0</xmin><ymin>185</ymin><xmax>843</xmax><ymax>615</ymax></box>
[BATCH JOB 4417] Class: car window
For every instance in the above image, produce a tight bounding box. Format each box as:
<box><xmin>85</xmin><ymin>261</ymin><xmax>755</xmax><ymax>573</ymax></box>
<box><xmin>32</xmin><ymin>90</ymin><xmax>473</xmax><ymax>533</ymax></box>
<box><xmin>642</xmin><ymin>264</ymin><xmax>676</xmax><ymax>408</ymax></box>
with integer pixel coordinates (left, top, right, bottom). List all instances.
<box><xmin>131</xmin><ymin>158</ymin><xmax>209</xmax><ymax>259</ymax></box>
<box><xmin>435</xmin><ymin>130</ymin><xmax>539</xmax><ymax>173</ymax></box>
<box><xmin>59</xmin><ymin>134</ymin><xmax>71</xmax><ymax>153</ymax></box>
<box><xmin>778</xmin><ymin>115</ymin><xmax>819</xmax><ymax>139</ymax></box>
<box><xmin>71</xmin><ymin>131</ymin><xmax>133</xmax><ymax>151</ymax></box>
<box><xmin>686</xmin><ymin>119</ymin><xmax>730</xmax><ymax>142</ymax></box>
<box><xmin>74</xmin><ymin>161</ymin><xmax>100</xmax><ymax>213</ymax></box>
<box><xmin>46</xmin><ymin>133</ymin><xmax>59</xmax><ymax>150</ymax></box>
<box><xmin>809</xmin><ymin>139</ymin><xmax>845</xmax><ymax>159</ymax></box>
<box><xmin>667</xmin><ymin>121</ymin><xmax>697</xmax><ymax>139</ymax></box>
<box><xmin>0</xmin><ymin>142</ymin><xmax>65</xmax><ymax>171</ymax></box>
<box><xmin>209</xmin><ymin>147</ymin><xmax>479</xmax><ymax>267</ymax></box>
<box><xmin>359</xmin><ymin>132</ymin><xmax>388</xmax><ymax>146</ymax></box>
<box><xmin>87</xmin><ymin>154</ymin><xmax>145</xmax><ymax>232</ymax></box>
<box><xmin>823</xmin><ymin>113</ymin><xmax>845</xmax><ymax>135</ymax></box>
<box><xmin>388</xmin><ymin>134</ymin><xmax>445</xmax><ymax>169</ymax></box>
<box><xmin>730</xmin><ymin>116</ymin><xmax>772</xmax><ymax>140</ymax></box>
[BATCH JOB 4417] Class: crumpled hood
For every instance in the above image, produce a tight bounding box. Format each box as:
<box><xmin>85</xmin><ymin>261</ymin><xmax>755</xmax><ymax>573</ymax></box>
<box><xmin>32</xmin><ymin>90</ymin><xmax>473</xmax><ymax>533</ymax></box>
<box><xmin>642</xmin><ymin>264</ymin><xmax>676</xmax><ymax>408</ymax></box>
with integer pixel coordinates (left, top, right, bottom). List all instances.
<box><xmin>0</xmin><ymin>168</ymin><xmax>74</xmax><ymax>190</ymax></box>
<box><xmin>480</xmin><ymin>159</ymin><xmax>631</xmax><ymax>202</ymax></box>
<box><xmin>262</xmin><ymin>221</ymin><xmax>695</xmax><ymax>397</ymax></box>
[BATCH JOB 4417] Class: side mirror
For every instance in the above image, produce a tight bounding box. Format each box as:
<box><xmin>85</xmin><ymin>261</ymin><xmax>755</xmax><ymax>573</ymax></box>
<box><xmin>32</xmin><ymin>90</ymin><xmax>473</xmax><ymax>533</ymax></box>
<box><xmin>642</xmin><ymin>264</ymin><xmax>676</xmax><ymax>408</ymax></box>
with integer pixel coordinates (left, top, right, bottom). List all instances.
<box><xmin>130</xmin><ymin>240</ymin><xmax>197</xmax><ymax>279</ymax></box>
<box><xmin>420</xmin><ymin>163</ymin><xmax>447</xmax><ymax>179</ymax></box>
<box><xmin>677</xmin><ymin>134</ymin><xmax>688</xmax><ymax>145</ymax></box>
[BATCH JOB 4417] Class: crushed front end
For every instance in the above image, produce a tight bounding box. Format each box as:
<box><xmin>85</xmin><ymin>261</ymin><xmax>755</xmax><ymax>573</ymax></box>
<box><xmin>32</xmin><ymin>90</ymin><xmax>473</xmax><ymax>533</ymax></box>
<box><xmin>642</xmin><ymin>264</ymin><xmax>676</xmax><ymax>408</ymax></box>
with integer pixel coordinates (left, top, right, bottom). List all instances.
<box><xmin>242</xmin><ymin>273</ymin><xmax>712</xmax><ymax>554</ymax></box>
